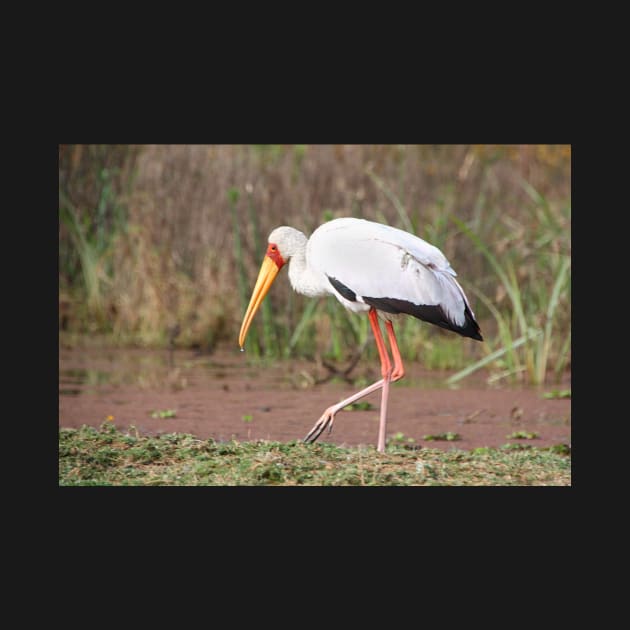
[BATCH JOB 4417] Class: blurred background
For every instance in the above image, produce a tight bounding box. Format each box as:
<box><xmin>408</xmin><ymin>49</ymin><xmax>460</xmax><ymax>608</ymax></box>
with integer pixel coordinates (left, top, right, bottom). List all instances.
<box><xmin>58</xmin><ymin>144</ymin><xmax>571</xmax><ymax>385</ymax></box>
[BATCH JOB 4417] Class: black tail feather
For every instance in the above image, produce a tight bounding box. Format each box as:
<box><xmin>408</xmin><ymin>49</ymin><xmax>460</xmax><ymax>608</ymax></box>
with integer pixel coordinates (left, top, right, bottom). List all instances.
<box><xmin>363</xmin><ymin>296</ymin><xmax>483</xmax><ymax>341</ymax></box>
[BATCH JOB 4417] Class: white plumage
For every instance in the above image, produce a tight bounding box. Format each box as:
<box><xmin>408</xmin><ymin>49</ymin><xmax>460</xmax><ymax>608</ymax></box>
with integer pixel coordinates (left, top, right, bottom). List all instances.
<box><xmin>306</xmin><ymin>218</ymin><xmax>471</xmax><ymax>325</ymax></box>
<box><xmin>272</xmin><ymin>218</ymin><xmax>480</xmax><ymax>337</ymax></box>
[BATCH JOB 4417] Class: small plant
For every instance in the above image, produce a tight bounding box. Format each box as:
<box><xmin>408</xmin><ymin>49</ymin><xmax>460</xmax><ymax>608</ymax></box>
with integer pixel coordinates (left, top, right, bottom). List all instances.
<box><xmin>506</xmin><ymin>430</ymin><xmax>539</xmax><ymax>440</ymax></box>
<box><xmin>423</xmin><ymin>432</ymin><xmax>461</xmax><ymax>441</ymax></box>
<box><xmin>542</xmin><ymin>389</ymin><xmax>571</xmax><ymax>399</ymax></box>
<box><xmin>150</xmin><ymin>409</ymin><xmax>177</xmax><ymax>419</ymax></box>
<box><xmin>242</xmin><ymin>414</ymin><xmax>254</xmax><ymax>440</ymax></box>
<box><xmin>387</xmin><ymin>431</ymin><xmax>416</xmax><ymax>446</ymax></box>
<box><xmin>472</xmin><ymin>446</ymin><xmax>491</xmax><ymax>455</ymax></box>
<box><xmin>547</xmin><ymin>443</ymin><xmax>571</xmax><ymax>455</ymax></box>
<box><xmin>343</xmin><ymin>401</ymin><xmax>374</xmax><ymax>411</ymax></box>
<box><xmin>500</xmin><ymin>442</ymin><xmax>533</xmax><ymax>451</ymax></box>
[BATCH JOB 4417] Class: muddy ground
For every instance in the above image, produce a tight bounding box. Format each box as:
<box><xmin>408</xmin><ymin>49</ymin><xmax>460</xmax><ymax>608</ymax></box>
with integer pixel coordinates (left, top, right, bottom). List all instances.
<box><xmin>59</xmin><ymin>347</ymin><xmax>571</xmax><ymax>451</ymax></box>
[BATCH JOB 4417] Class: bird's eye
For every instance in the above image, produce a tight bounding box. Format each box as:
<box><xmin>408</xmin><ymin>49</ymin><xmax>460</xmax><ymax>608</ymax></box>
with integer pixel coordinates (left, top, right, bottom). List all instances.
<box><xmin>270</xmin><ymin>245</ymin><xmax>277</xmax><ymax>251</ymax></box>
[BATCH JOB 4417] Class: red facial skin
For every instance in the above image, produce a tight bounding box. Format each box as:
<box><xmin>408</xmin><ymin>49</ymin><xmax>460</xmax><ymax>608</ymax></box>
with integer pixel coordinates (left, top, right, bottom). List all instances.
<box><xmin>266</xmin><ymin>242</ymin><xmax>285</xmax><ymax>269</ymax></box>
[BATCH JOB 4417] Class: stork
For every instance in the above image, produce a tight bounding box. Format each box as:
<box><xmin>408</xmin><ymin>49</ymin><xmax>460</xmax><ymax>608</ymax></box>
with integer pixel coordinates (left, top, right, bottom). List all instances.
<box><xmin>238</xmin><ymin>217</ymin><xmax>482</xmax><ymax>453</ymax></box>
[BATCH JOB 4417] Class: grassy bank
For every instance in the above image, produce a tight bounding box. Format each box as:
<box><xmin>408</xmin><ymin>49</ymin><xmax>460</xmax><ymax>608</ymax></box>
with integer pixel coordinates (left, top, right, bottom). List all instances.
<box><xmin>59</xmin><ymin>423</ymin><xmax>571</xmax><ymax>486</ymax></box>
<box><xmin>59</xmin><ymin>144</ymin><xmax>571</xmax><ymax>385</ymax></box>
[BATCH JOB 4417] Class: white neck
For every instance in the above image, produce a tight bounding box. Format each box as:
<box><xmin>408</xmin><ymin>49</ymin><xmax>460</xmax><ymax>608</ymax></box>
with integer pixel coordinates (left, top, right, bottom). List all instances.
<box><xmin>269</xmin><ymin>226</ymin><xmax>327</xmax><ymax>298</ymax></box>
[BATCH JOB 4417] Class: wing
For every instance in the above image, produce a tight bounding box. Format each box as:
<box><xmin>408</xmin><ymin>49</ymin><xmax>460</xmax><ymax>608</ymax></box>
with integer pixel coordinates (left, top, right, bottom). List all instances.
<box><xmin>307</xmin><ymin>218</ymin><xmax>482</xmax><ymax>340</ymax></box>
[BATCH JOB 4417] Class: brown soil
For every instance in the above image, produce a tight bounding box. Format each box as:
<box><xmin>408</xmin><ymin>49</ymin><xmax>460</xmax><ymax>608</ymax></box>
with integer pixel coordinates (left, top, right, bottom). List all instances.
<box><xmin>59</xmin><ymin>347</ymin><xmax>571</xmax><ymax>451</ymax></box>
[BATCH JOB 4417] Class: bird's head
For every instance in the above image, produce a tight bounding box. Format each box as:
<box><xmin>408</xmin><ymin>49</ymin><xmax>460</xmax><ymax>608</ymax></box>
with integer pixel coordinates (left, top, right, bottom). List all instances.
<box><xmin>238</xmin><ymin>227</ymin><xmax>305</xmax><ymax>350</ymax></box>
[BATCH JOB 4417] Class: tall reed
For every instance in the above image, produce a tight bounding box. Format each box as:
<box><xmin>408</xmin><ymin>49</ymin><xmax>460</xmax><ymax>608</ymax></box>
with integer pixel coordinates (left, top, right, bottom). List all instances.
<box><xmin>448</xmin><ymin>179</ymin><xmax>570</xmax><ymax>385</ymax></box>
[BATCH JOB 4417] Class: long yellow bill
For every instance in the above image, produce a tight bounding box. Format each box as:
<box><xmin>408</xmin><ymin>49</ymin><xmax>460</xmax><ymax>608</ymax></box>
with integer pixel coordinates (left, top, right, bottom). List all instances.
<box><xmin>238</xmin><ymin>256</ymin><xmax>280</xmax><ymax>349</ymax></box>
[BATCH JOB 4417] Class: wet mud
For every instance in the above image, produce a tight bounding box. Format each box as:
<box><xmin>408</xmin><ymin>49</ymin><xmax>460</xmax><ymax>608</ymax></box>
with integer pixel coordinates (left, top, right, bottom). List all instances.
<box><xmin>59</xmin><ymin>347</ymin><xmax>571</xmax><ymax>451</ymax></box>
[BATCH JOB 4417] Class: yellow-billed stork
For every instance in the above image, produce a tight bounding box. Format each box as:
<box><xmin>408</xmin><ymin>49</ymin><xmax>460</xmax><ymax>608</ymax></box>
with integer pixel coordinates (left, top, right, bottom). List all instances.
<box><xmin>238</xmin><ymin>217</ymin><xmax>483</xmax><ymax>453</ymax></box>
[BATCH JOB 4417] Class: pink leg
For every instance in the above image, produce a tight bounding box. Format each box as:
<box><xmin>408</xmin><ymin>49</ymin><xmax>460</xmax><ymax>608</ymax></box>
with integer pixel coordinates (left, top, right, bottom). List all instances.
<box><xmin>375</xmin><ymin>320</ymin><xmax>407</xmax><ymax>452</ymax></box>
<box><xmin>373</xmin><ymin>311</ymin><xmax>394</xmax><ymax>453</ymax></box>
<box><xmin>303</xmin><ymin>377</ymin><xmax>386</xmax><ymax>444</ymax></box>
<box><xmin>376</xmin><ymin>378</ymin><xmax>390</xmax><ymax>453</ymax></box>
<box><xmin>304</xmin><ymin>309</ymin><xmax>394</xmax><ymax>453</ymax></box>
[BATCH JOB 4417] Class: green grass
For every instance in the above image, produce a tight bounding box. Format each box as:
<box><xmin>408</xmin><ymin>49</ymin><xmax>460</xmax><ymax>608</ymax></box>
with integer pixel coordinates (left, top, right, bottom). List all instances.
<box><xmin>59</xmin><ymin>423</ymin><xmax>571</xmax><ymax>486</ymax></box>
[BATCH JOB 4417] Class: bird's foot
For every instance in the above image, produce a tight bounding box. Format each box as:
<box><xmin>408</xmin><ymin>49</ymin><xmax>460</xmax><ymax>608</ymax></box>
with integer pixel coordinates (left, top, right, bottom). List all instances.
<box><xmin>303</xmin><ymin>408</ymin><xmax>336</xmax><ymax>444</ymax></box>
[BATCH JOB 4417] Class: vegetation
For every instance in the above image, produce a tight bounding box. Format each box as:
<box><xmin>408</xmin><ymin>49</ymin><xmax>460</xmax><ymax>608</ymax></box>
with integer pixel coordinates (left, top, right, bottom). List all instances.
<box><xmin>423</xmin><ymin>432</ymin><xmax>462</xmax><ymax>442</ymax></box>
<box><xmin>59</xmin><ymin>423</ymin><xmax>571</xmax><ymax>486</ymax></box>
<box><xmin>506</xmin><ymin>430</ymin><xmax>539</xmax><ymax>440</ymax></box>
<box><xmin>59</xmin><ymin>145</ymin><xmax>570</xmax><ymax>385</ymax></box>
